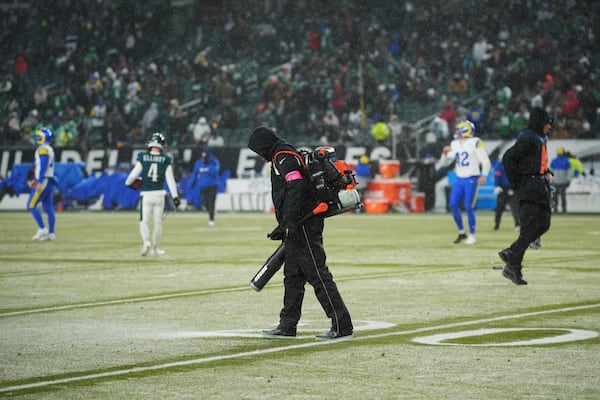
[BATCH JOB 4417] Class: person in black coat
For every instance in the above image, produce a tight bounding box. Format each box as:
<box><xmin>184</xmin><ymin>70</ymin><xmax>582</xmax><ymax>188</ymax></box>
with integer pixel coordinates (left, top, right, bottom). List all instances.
<box><xmin>248</xmin><ymin>126</ymin><xmax>353</xmax><ymax>340</ymax></box>
<box><xmin>498</xmin><ymin>108</ymin><xmax>555</xmax><ymax>285</ymax></box>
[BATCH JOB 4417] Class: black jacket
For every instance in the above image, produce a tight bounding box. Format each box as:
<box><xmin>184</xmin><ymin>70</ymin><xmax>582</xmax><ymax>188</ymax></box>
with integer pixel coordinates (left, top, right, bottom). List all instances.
<box><xmin>503</xmin><ymin>128</ymin><xmax>551</xmax><ymax>206</ymax></box>
<box><xmin>248</xmin><ymin>126</ymin><xmax>317</xmax><ymax>227</ymax></box>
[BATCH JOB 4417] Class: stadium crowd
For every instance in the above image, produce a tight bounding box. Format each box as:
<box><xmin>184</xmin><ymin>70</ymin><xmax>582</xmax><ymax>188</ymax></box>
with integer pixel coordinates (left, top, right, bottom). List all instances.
<box><xmin>1</xmin><ymin>0</ymin><xmax>599</xmax><ymax>152</ymax></box>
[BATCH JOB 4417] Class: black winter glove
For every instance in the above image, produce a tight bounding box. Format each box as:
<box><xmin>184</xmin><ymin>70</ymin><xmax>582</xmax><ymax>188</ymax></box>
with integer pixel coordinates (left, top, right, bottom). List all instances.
<box><xmin>285</xmin><ymin>222</ymin><xmax>299</xmax><ymax>240</ymax></box>
<box><xmin>268</xmin><ymin>225</ymin><xmax>286</xmax><ymax>241</ymax></box>
<box><xmin>173</xmin><ymin>197</ymin><xmax>181</xmax><ymax>208</ymax></box>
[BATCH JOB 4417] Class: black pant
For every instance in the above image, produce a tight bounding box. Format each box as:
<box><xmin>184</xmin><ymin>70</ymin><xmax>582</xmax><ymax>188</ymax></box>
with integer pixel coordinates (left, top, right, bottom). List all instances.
<box><xmin>495</xmin><ymin>188</ymin><xmax>520</xmax><ymax>229</ymax></box>
<box><xmin>200</xmin><ymin>185</ymin><xmax>218</xmax><ymax>220</ymax></box>
<box><xmin>279</xmin><ymin>217</ymin><xmax>353</xmax><ymax>334</ymax></box>
<box><xmin>507</xmin><ymin>201</ymin><xmax>551</xmax><ymax>265</ymax></box>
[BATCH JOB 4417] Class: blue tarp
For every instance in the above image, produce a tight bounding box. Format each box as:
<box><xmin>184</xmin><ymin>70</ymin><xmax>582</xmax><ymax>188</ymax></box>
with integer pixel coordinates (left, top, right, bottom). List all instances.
<box><xmin>0</xmin><ymin>162</ymin><xmax>85</xmax><ymax>198</ymax></box>
<box><xmin>0</xmin><ymin>163</ymin><xmax>34</xmax><ymax>195</ymax></box>
<box><xmin>1</xmin><ymin>163</ymin><xmax>229</xmax><ymax>210</ymax></box>
<box><xmin>66</xmin><ymin>171</ymin><xmax>140</xmax><ymax>209</ymax></box>
<box><xmin>0</xmin><ymin>163</ymin><xmax>140</xmax><ymax>209</ymax></box>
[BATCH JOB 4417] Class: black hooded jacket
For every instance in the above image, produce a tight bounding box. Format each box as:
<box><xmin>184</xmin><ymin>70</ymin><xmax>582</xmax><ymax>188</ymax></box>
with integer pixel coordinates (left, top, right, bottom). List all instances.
<box><xmin>248</xmin><ymin>126</ymin><xmax>317</xmax><ymax>226</ymax></box>
<box><xmin>502</xmin><ymin>107</ymin><xmax>552</xmax><ymax>205</ymax></box>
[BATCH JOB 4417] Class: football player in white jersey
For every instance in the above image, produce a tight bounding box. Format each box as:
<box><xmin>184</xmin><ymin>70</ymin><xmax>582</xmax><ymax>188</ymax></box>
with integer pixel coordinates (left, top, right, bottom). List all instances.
<box><xmin>442</xmin><ymin>121</ymin><xmax>491</xmax><ymax>245</ymax></box>
<box><xmin>28</xmin><ymin>128</ymin><xmax>58</xmax><ymax>241</ymax></box>
<box><xmin>125</xmin><ymin>132</ymin><xmax>180</xmax><ymax>256</ymax></box>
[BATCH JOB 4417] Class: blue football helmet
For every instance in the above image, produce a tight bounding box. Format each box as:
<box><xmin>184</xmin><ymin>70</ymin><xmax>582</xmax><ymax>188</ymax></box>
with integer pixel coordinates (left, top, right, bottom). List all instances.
<box><xmin>454</xmin><ymin>121</ymin><xmax>475</xmax><ymax>139</ymax></box>
<box><xmin>35</xmin><ymin>128</ymin><xmax>54</xmax><ymax>145</ymax></box>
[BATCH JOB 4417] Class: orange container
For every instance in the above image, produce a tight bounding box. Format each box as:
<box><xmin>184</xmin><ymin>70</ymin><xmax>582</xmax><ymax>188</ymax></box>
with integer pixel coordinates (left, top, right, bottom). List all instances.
<box><xmin>366</xmin><ymin>180</ymin><xmax>411</xmax><ymax>205</ymax></box>
<box><xmin>410</xmin><ymin>192</ymin><xmax>426</xmax><ymax>213</ymax></box>
<box><xmin>364</xmin><ymin>199</ymin><xmax>389</xmax><ymax>214</ymax></box>
<box><xmin>378</xmin><ymin>160</ymin><xmax>401</xmax><ymax>179</ymax></box>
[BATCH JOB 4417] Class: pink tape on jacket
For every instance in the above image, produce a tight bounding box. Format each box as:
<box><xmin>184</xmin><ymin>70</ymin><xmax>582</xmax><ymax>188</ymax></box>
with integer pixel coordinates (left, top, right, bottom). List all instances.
<box><xmin>285</xmin><ymin>170</ymin><xmax>302</xmax><ymax>182</ymax></box>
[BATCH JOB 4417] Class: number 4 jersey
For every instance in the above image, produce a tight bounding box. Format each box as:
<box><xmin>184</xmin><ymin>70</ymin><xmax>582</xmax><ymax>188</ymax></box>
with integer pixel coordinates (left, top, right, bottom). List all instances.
<box><xmin>127</xmin><ymin>150</ymin><xmax>178</xmax><ymax>196</ymax></box>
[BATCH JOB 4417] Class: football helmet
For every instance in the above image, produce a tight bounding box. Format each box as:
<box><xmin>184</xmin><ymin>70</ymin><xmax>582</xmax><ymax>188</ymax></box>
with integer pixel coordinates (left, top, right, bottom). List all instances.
<box><xmin>35</xmin><ymin>128</ymin><xmax>54</xmax><ymax>145</ymax></box>
<box><xmin>147</xmin><ymin>132</ymin><xmax>166</xmax><ymax>149</ymax></box>
<box><xmin>454</xmin><ymin>121</ymin><xmax>475</xmax><ymax>139</ymax></box>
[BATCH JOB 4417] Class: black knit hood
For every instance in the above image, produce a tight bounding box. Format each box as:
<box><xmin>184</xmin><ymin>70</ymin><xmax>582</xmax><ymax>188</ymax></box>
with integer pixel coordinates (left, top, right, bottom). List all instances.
<box><xmin>248</xmin><ymin>126</ymin><xmax>283</xmax><ymax>160</ymax></box>
<box><xmin>527</xmin><ymin>107</ymin><xmax>552</xmax><ymax>135</ymax></box>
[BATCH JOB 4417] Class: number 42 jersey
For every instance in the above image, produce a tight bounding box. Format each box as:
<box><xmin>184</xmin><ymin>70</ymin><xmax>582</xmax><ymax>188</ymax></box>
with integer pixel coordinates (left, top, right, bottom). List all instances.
<box><xmin>446</xmin><ymin>137</ymin><xmax>491</xmax><ymax>178</ymax></box>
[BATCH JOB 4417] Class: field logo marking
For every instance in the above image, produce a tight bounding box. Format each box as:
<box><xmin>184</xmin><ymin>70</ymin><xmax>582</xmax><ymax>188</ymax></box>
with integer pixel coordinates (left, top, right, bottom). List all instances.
<box><xmin>413</xmin><ymin>328</ymin><xmax>599</xmax><ymax>346</ymax></box>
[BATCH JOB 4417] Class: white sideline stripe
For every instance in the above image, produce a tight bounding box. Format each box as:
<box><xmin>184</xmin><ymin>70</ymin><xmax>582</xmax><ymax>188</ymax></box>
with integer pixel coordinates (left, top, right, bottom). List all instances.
<box><xmin>1</xmin><ymin>303</ymin><xmax>598</xmax><ymax>393</ymax></box>
<box><xmin>0</xmin><ymin>266</ymin><xmax>472</xmax><ymax>318</ymax></box>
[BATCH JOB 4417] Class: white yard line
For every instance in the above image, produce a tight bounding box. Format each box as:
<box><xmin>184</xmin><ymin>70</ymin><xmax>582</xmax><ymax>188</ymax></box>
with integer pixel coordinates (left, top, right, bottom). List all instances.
<box><xmin>1</xmin><ymin>303</ymin><xmax>598</xmax><ymax>393</ymax></box>
<box><xmin>0</xmin><ymin>266</ymin><xmax>473</xmax><ymax>318</ymax></box>
<box><xmin>0</xmin><ymin>287</ymin><xmax>246</xmax><ymax>317</ymax></box>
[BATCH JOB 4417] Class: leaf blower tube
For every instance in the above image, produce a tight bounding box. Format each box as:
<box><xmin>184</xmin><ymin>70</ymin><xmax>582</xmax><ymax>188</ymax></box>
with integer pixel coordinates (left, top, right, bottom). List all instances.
<box><xmin>249</xmin><ymin>189</ymin><xmax>361</xmax><ymax>291</ymax></box>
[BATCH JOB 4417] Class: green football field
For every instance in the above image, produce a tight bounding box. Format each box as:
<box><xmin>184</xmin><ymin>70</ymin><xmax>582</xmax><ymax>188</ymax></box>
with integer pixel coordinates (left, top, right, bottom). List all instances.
<box><xmin>1</xmin><ymin>210</ymin><xmax>599</xmax><ymax>399</ymax></box>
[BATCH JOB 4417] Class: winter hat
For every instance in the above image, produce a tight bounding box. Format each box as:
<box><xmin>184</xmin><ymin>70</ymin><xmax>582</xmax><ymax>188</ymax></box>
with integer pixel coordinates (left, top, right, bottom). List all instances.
<box><xmin>527</xmin><ymin>107</ymin><xmax>552</xmax><ymax>134</ymax></box>
<box><xmin>248</xmin><ymin>126</ymin><xmax>281</xmax><ymax>160</ymax></box>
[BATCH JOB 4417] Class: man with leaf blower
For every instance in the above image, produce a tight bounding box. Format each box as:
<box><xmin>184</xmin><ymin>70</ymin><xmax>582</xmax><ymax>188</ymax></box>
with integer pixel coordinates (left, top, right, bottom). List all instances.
<box><xmin>248</xmin><ymin>126</ymin><xmax>354</xmax><ymax>340</ymax></box>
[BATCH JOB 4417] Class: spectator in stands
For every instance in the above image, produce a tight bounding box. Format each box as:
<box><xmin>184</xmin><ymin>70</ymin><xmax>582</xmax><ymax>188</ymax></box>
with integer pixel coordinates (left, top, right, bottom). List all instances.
<box><xmin>89</xmin><ymin>99</ymin><xmax>107</xmax><ymax>146</ymax></box>
<box><xmin>6</xmin><ymin>111</ymin><xmax>22</xmax><ymax>144</ymax></box>
<box><xmin>106</xmin><ymin>107</ymin><xmax>129</xmax><ymax>148</ymax></box>
<box><xmin>331</xmin><ymin>78</ymin><xmax>345</xmax><ymax>114</ymax></box>
<box><xmin>322</xmin><ymin>109</ymin><xmax>340</xmax><ymax>142</ymax></box>
<box><xmin>439</xmin><ymin>101</ymin><xmax>457</xmax><ymax>133</ymax></box>
<box><xmin>213</xmin><ymin>69</ymin><xmax>235</xmax><ymax>107</ymax></box>
<box><xmin>448</xmin><ymin>73</ymin><xmax>468</xmax><ymax>96</ymax></box>
<box><xmin>84</xmin><ymin>72</ymin><xmax>103</xmax><ymax>104</ymax></box>
<box><xmin>561</xmin><ymin>89</ymin><xmax>580</xmax><ymax>119</ymax></box>
<box><xmin>13</xmin><ymin>54</ymin><xmax>28</xmax><ymax>75</ymax></box>
<box><xmin>0</xmin><ymin>0</ymin><xmax>598</xmax><ymax>148</ymax></box>
<box><xmin>430</xmin><ymin>115</ymin><xmax>450</xmax><ymax>141</ymax></box>
<box><xmin>33</xmin><ymin>86</ymin><xmax>49</xmax><ymax>113</ymax></box>
<box><xmin>219</xmin><ymin>105</ymin><xmax>240</xmax><ymax>130</ymax></box>
<box><xmin>261</xmin><ymin>74</ymin><xmax>288</xmax><ymax>109</ymax></box>
<box><xmin>207</xmin><ymin>130</ymin><xmax>225</xmax><ymax>147</ymax></box>
<box><xmin>13</xmin><ymin>54</ymin><xmax>28</xmax><ymax>93</ymax></box>
<box><xmin>497</xmin><ymin>104</ymin><xmax>513</xmax><ymax>139</ymax></box>
<box><xmin>140</xmin><ymin>102</ymin><xmax>160</xmax><ymax>137</ymax></box>
<box><xmin>191</xmin><ymin>116</ymin><xmax>211</xmax><ymax>145</ymax></box>
<box><xmin>168</xmin><ymin>98</ymin><xmax>188</xmax><ymax>145</ymax></box>
<box><xmin>126</xmin><ymin>74</ymin><xmax>142</xmax><ymax>102</ymax></box>
<box><xmin>466</xmin><ymin>99</ymin><xmax>485</xmax><ymax>133</ymax></box>
<box><xmin>512</xmin><ymin>103</ymin><xmax>529</xmax><ymax>133</ymax></box>
<box><xmin>472</xmin><ymin>36</ymin><xmax>493</xmax><ymax>65</ymax></box>
<box><xmin>20</xmin><ymin>109</ymin><xmax>39</xmax><ymax>140</ymax></box>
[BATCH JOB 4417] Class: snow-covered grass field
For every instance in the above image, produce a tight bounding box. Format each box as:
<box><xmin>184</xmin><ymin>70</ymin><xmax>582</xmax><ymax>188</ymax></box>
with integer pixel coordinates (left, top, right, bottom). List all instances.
<box><xmin>1</xmin><ymin>211</ymin><xmax>599</xmax><ymax>399</ymax></box>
